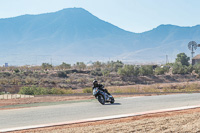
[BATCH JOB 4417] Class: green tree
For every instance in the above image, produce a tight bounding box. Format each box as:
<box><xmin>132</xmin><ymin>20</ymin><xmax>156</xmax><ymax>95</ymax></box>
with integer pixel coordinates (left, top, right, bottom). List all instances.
<box><xmin>59</xmin><ymin>62</ymin><xmax>71</xmax><ymax>69</ymax></box>
<box><xmin>75</xmin><ymin>62</ymin><xmax>86</xmax><ymax>70</ymax></box>
<box><xmin>118</xmin><ymin>65</ymin><xmax>139</xmax><ymax>76</ymax></box>
<box><xmin>175</xmin><ymin>53</ymin><xmax>190</xmax><ymax>66</ymax></box>
<box><xmin>155</xmin><ymin>67</ymin><xmax>165</xmax><ymax>75</ymax></box>
<box><xmin>109</xmin><ymin>60</ymin><xmax>124</xmax><ymax>72</ymax></box>
<box><xmin>90</xmin><ymin>68</ymin><xmax>103</xmax><ymax>76</ymax></box>
<box><xmin>139</xmin><ymin>65</ymin><xmax>153</xmax><ymax>76</ymax></box>
<box><xmin>41</xmin><ymin>63</ymin><xmax>52</xmax><ymax>70</ymax></box>
<box><xmin>92</xmin><ymin>61</ymin><xmax>102</xmax><ymax>69</ymax></box>
<box><xmin>154</xmin><ymin>66</ymin><xmax>170</xmax><ymax>75</ymax></box>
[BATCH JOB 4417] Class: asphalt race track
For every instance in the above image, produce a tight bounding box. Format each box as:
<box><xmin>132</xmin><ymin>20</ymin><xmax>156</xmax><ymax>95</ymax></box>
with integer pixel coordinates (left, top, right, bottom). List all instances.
<box><xmin>1</xmin><ymin>93</ymin><xmax>200</xmax><ymax>131</ymax></box>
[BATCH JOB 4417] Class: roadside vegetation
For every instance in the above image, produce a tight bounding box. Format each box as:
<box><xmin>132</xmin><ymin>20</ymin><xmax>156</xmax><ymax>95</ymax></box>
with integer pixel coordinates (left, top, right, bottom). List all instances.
<box><xmin>0</xmin><ymin>53</ymin><xmax>200</xmax><ymax>95</ymax></box>
<box><xmin>107</xmin><ymin>82</ymin><xmax>200</xmax><ymax>94</ymax></box>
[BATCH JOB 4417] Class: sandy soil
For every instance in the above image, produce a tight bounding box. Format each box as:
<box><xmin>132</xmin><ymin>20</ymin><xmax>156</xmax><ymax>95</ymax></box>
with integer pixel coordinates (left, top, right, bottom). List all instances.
<box><xmin>15</xmin><ymin>108</ymin><xmax>200</xmax><ymax>133</ymax></box>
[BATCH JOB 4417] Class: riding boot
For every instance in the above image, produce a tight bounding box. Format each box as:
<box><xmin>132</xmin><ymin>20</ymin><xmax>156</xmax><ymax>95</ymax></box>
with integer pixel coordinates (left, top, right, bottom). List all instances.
<box><xmin>105</xmin><ymin>89</ymin><xmax>111</xmax><ymax>95</ymax></box>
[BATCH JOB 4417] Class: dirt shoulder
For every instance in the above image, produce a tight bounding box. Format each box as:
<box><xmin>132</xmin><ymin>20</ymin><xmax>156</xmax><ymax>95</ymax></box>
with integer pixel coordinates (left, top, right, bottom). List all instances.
<box><xmin>14</xmin><ymin>107</ymin><xmax>200</xmax><ymax>133</ymax></box>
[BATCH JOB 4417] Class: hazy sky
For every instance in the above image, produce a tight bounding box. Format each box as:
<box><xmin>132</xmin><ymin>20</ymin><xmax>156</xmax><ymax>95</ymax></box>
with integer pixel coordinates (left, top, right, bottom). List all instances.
<box><xmin>0</xmin><ymin>0</ymin><xmax>199</xmax><ymax>33</ymax></box>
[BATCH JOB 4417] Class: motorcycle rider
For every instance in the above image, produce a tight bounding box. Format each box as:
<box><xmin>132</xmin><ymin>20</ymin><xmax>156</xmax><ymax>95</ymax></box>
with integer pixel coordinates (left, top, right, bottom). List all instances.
<box><xmin>92</xmin><ymin>80</ymin><xmax>111</xmax><ymax>95</ymax></box>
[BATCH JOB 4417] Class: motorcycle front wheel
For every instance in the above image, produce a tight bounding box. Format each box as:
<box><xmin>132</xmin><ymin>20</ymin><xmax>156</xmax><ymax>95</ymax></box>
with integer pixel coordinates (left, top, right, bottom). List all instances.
<box><xmin>110</xmin><ymin>98</ymin><xmax>115</xmax><ymax>104</ymax></box>
<box><xmin>98</xmin><ymin>95</ymin><xmax>105</xmax><ymax>105</ymax></box>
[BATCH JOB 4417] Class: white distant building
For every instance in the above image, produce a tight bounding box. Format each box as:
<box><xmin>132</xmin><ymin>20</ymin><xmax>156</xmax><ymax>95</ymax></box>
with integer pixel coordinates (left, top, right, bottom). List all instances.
<box><xmin>5</xmin><ymin>63</ymin><xmax>8</xmax><ymax>67</ymax></box>
<box><xmin>86</xmin><ymin>61</ymin><xmax>93</xmax><ymax>66</ymax></box>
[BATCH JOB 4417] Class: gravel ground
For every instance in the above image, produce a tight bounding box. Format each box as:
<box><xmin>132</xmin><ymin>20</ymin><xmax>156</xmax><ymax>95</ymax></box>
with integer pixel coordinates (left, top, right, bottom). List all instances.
<box><xmin>15</xmin><ymin>108</ymin><xmax>200</xmax><ymax>133</ymax></box>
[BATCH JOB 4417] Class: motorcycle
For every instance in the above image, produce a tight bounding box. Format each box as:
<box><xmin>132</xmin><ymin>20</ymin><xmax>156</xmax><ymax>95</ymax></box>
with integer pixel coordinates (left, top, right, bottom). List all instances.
<box><xmin>93</xmin><ymin>87</ymin><xmax>115</xmax><ymax>105</ymax></box>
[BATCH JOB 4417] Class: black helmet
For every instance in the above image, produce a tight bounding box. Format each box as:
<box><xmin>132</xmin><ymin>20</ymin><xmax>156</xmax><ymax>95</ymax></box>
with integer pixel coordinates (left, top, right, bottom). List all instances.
<box><xmin>93</xmin><ymin>80</ymin><xmax>98</xmax><ymax>86</ymax></box>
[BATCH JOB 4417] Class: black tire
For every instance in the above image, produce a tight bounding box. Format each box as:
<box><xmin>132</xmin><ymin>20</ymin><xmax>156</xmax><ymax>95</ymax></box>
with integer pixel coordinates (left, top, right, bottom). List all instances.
<box><xmin>110</xmin><ymin>98</ymin><xmax>115</xmax><ymax>104</ymax></box>
<box><xmin>98</xmin><ymin>95</ymin><xmax>105</xmax><ymax>105</ymax></box>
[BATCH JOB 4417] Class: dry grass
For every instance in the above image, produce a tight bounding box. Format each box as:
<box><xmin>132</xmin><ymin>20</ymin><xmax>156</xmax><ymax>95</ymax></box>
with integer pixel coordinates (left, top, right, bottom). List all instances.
<box><xmin>107</xmin><ymin>81</ymin><xmax>200</xmax><ymax>93</ymax></box>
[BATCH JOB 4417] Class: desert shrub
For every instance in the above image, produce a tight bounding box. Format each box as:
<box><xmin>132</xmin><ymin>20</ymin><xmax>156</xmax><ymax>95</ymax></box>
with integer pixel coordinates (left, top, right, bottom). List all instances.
<box><xmin>113</xmin><ymin>60</ymin><xmax>124</xmax><ymax>72</ymax></box>
<box><xmin>90</xmin><ymin>68</ymin><xmax>103</xmax><ymax>76</ymax></box>
<box><xmin>10</xmin><ymin>78</ymin><xmax>21</xmax><ymax>85</ymax></box>
<box><xmin>19</xmin><ymin>86</ymin><xmax>35</xmax><ymax>95</ymax></box>
<box><xmin>139</xmin><ymin>65</ymin><xmax>153</xmax><ymax>76</ymax></box>
<box><xmin>66</xmin><ymin>79</ymin><xmax>71</xmax><ymax>83</ymax></box>
<box><xmin>92</xmin><ymin>61</ymin><xmax>103</xmax><ymax>69</ymax></box>
<box><xmin>50</xmin><ymin>88</ymin><xmax>63</xmax><ymax>94</ymax></box>
<box><xmin>74</xmin><ymin>62</ymin><xmax>86</xmax><ymax>70</ymax></box>
<box><xmin>66</xmin><ymin>77</ymin><xmax>75</xmax><ymax>84</ymax></box>
<box><xmin>76</xmin><ymin>78</ymin><xmax>87</xmax><ymax>84</ymax></box>
<box><xmin>58</xmin><ymin>83</ymin><xmax>68</xmax><ymax>88</ymax></box>
<box><xmin>155</xmin><ymin>66</ymin><xmax>169</xmax><ymax>75</ymax></box>
<box><xmin>0</xmin><ymin>72</ymin><xmax>11</xmax><ymax>77</ymax></box>
<box><xmin>57</xmin><ymin>71</ymin><xmax>68</xmax><ymax>78</ymax></box>
<box><xmin>32</xmin><ymin>72</ymin><xmax>41</xmax><ymax>78</ymax></box>
<box><xmin>110</xmin><ymin>81</ymin><xmax>124</xmax><ymax>86</ymax></box>
<box><xmin>194</xmin><ymin>64</ymin><xmax>200</xmax><ymax>74</ymax></box>
<box><xmin>107</xmin><ymin>60</ymin><xmax>124</xmax><ymax>72</ymax></box>
<box><xmin>23</xmin><ymin>71</ymin><xmax>33</xmax><ymax>76</ymax></box>
<box><xmin>40</xmin><ymin>78</ymin><xmax>50</xmax><ymax>84</ymax></box>
<box><xmin>42</xmin><ymin>63</ymin><xmax>52</xmax><ymax>70</ymax></box>
<box><xmin>14</xmin><ymin>69</ymin><xmax>20</xmax><ymax>73</ymax></box>
<box><xmin>0</xmin><ymin>78</ymin><xmax>9</xmax><ymax>85</ymax></box>
<box><xmin>24</xmin><ymin>77</ymin><xmax>37</xmax><ymax>85</ymax></box>
<box><xmin>102</xmin><ymin>69</ymin><xmax>110</xmax><ymax>77</ymax></box>
<box><xmin>83</xmin><ymin>87</ymin><xmax>92</xmax><ymax>93</ymax></box>
<box><xmin>50</xmin><ymin>88</ymin><xmax>73</xmax><ymax>94</ymax></box>
<box><xmin>34</xmin><ymin>87</ymin><xmax>50</xmax><ymax>95</ymax></box>
<box><xmin>118</xmin><ymin>65</ymin><xmax>139</xmax><ymax>76</ymax></box>
<box><xmin>155</xmin><ymin>67</ymin><xmax>165</xmax><ymax>75</ymax></box>
<box><xmin>187</xmin><ymin>65</ymin><xmax>194</xmax><ymax>73</ymax></box>
<box><xmin>19</xmin><ymin>86</ymin><xmax>73</xmax><ymax>95</ymax></box>
<box><xmin>19</xmin><ymin>86</ymin><xmax>49</xmax><ymax>95</ymax></box>
<box><xmin>172</xmin><ymin>62</ymin><xmax>188</xmax><ymax>74</ymax></box>
<box><xmin>58</xmin><ymin>62</ymin><xmax>71</xmax><ymax>69</ymax></box>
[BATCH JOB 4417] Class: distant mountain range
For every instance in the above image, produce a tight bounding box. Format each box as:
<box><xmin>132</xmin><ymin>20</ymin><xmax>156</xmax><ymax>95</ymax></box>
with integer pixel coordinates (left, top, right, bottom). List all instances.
<box><xmin>0</xmin><ymin>8</ymin><xmax>199</xmax><ymax>65</ymax></box>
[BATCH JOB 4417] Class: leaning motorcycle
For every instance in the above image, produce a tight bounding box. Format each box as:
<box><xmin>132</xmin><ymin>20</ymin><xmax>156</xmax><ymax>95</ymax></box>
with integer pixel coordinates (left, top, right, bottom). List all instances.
<box><xmin>93</xmin><ymin>87</ymin><xmax>115</xmax><ymax>105</ymax></box>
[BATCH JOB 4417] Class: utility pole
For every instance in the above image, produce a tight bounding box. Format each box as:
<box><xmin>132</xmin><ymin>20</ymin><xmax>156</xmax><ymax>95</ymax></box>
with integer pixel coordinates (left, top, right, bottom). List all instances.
<box><xmin>166</xmin><ymin>55</ymin><xmax>169</xmax><ymax>64</ymax></box>
<box><xmin>50</xmin><ymin>58</ymin><xmax>52</xmax><ymax>66</ymax></box>
<box><xmin>36</xmin><ymin>56</ymin><xmax>37</xmax><ymax>66</ymax></box>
